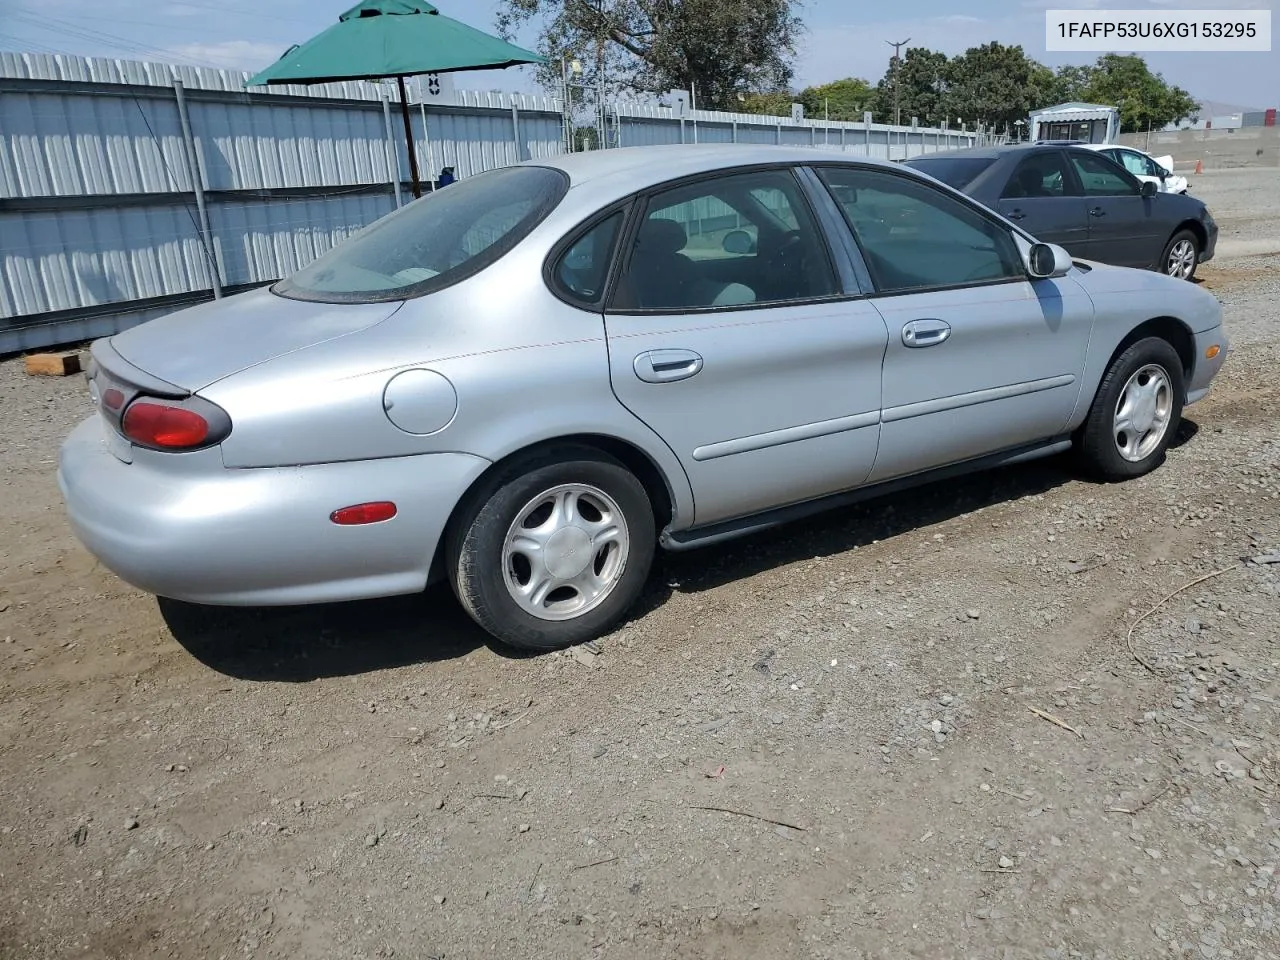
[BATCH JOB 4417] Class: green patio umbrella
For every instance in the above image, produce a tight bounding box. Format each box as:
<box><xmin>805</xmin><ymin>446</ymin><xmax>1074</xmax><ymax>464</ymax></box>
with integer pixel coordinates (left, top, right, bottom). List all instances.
<box><xmin>247</xmin><ymin>0</ymin><xmax>545</xmax><ymax>198</ymax></box>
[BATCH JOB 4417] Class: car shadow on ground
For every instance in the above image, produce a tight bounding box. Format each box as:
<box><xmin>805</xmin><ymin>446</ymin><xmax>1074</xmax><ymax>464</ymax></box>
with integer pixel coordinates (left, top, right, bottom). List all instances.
<box><xmin>160</xmin><ymin>584</ymin><xmax>493</xmax><ymax>682</ymax></box>
<box><xmin>165</xmin><ymin>419</ymin><xmax>1201</xmax><ymax>681</ymax></box>
<box><xmin>637</xmin><ymin>417</ymin><xmax>1200</xmax><ymax>605</ymax></box>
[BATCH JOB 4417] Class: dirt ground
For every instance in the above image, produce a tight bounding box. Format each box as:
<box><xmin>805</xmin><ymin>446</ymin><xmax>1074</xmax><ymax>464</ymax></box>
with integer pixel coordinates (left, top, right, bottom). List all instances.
<box><xmin>3</xmin><ymin>168</ymin><xmax>1280</xmax><ymax>960</ymax></box>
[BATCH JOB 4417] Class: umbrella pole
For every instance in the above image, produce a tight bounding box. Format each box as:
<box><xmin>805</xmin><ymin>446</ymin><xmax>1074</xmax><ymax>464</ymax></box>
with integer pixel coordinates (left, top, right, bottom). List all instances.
<box><xmin>396</xmin><ymin>76</ymin><xmax>422</xmax><ymax>199</ymax></box>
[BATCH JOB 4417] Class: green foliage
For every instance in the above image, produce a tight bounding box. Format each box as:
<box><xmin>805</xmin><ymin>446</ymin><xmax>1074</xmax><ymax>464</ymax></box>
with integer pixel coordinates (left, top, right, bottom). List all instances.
<box><xmin>867</xmin><ymin>44</ymin><xmax>1200</xmax><ymax>133</ymax></box>
<box><xmin>871</xmin><ymin>47</ymin><xmax>949</xmax><ymax>125</ymax></box>
<box><xmin>944</xmin><ymin>42</ymin><xmax>1059</xmax><ymax>131</ymax></box>
<box><xmin>495</xmin><ymin>0</ymin><xmax>802</xmax><ymax>110</ymax></box>
<box><xmin>798</xmin><ymin>77</ymin><xmax>875</xmax><ymax>121</ymax></box>
<box><xmin>737</xmin><ymin>89</ymin><xmax>797</xmax><ymax>117</ymax></box>
<box><xmin>1071</xmin><ymin>54</ymin><xmax>1199</xmax><ymax>132</ymax></box>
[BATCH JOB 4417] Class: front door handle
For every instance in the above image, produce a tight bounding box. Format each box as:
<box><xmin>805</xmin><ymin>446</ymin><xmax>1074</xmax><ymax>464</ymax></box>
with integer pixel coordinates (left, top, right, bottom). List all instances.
<box><xmin>1007</xmin><ymin>208</ymin><xmax>1026</xmax><ymax>221</ymax></box>
<box><xmin>1089</xmin><ymin>206</ymin><xmax>1106</xmax><ymax>217</ymax></box>
<box><xmin>902</xmin><ymin>319</ymin><xmax>951</xmax><ymax>348</ymax></box>
<box><xmin>634</xmin><ymin>348</ymin><xmax>704</xmax><ymax>384</ymax></box>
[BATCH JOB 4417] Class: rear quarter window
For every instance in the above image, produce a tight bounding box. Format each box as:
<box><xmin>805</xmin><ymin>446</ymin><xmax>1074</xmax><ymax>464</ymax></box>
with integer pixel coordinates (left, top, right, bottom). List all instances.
<box><xmin>273</xmin><ymin>165</ymin><xmax>569</xmax><ymax>304</ymax></box>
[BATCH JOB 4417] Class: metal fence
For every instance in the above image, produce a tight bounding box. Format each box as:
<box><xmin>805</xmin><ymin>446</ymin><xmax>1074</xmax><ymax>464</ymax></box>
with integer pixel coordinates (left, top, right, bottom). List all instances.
<box><xmin>1</xmin><ymin>51</ymin><xmax>983</xmax><ymax>354</ymax></box>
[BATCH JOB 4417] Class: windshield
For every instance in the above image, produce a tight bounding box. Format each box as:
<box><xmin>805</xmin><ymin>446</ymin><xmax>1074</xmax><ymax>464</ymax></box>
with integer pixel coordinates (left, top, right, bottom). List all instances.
<box><xmin>272</xmin><ymin>165</ymin><xmax>569</xmax><ymax>303</ymax></box>
<box><xmin>904</xmin><ymin>156</ymin><xmax>997</xmax><ymax>190</ymax></box>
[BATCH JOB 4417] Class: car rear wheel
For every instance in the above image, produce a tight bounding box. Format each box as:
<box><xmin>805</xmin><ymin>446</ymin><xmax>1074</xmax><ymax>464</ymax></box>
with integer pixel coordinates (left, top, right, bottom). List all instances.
<box><xmin>446</xmin><ymin>447</ymin><xmax>656</xmax><ymax>651</ymax></box>
<box><xmin>1076</xmin><ymin>337</ymin><xmax>1185</xmax><ymax>481</ymax></box>
<box><xmin>1160</xmin><ymin>229</ymin><xmax>1200</xmax><ymax>281</ymax></box>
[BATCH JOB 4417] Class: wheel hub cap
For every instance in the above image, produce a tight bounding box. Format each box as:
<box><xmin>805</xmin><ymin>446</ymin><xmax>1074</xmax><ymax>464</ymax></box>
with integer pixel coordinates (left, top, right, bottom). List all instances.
<box><xmin>544</xmin><ymin>526</ymin><xmax>593</xmax><ymax>580</ymax></box>
<box><xmin>1168</xmin><ymin>240</ymin><xmax>1195</xmax><ymax>278</ymax></box>
<box><xmin>1113</xmin><ymin>363</ymin><xmax>1173</xmax><ymax>462</ymax></box>
<box><xmin>501</xmin><ymin>483</ymin><xmax>630</xmax><ymax>622</ymax></box>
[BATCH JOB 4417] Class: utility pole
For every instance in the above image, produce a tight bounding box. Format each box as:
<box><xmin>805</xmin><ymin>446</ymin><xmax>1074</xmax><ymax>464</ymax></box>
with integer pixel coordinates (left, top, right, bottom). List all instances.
<box><xmin>886</xmin><ymin>37</ymin><xmax>910</xmax><ymax>127</ymax></box>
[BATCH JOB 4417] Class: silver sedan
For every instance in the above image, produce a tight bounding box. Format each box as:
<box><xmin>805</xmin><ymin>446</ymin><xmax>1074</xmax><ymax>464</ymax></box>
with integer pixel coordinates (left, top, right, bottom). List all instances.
<box><xmin>57</xmin><ymin>144</ymin><xmax>1230</xmax><ymax>650</ymax></box>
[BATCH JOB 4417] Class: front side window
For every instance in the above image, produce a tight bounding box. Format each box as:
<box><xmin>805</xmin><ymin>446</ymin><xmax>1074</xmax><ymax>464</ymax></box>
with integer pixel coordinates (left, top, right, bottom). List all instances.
<box><xmin>1068</xmin><ymin>153</ymin><xmax>1140</xmax><ymax>197</ymax></box>
<box><xmin>273</xmin><ymin>166</ymin><xmax>568</xmax><ymax>303</ymax></box>
<box><xmin>610</xmin><ymin>168</ymin><xmax>838</xmax><ymax>312</ymax></box>
<box><xmin>1000</xmin><ymin>153</ymin><xmax>1071</xmax><ymax>199</ymax></box>
<box><xmin>818</xmin><ymin>166</ymin><xmax>1024</xmax><ymax>294</ymax></box>
<box><xmin>1114</xmin><ymin>149</ymin><xmax>1153</xmax><ymax>178</ymax></box>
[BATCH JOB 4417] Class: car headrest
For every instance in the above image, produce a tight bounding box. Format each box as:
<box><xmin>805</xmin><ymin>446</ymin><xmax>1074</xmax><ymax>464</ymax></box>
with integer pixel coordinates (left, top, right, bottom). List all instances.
<box><xmin>636</xmin><ymin>218</ymin><xmax>687</xmax><ymax>256</ymax></box>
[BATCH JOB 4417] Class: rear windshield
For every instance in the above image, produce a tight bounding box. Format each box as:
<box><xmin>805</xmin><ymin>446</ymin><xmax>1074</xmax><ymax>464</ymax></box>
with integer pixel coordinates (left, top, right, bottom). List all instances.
<box><xmin>904</xmin><ymin>156</ymin><xmax>996</xmax><ymax>190</ymax></box>
<box><xmin>272</xmin><ymin>165</ymin><xmax>569</xmax><ymax>304</ymax></box>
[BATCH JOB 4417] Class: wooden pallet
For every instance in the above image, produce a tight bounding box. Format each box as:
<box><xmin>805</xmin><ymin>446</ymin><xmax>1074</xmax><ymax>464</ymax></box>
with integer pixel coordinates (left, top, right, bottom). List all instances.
<box><xmin>24</xmin><ymin>352</ymin><xmax>83</xmax><ymax>377</ymax></box>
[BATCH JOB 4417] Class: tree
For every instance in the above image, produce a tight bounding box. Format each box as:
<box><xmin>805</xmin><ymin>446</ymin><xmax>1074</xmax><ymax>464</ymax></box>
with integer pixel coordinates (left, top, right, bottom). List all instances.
<box><xmin>737</xmin><ymin>89</ymin><xmax>797</xmax><ymax>117</ymax></box>
<box><xmin>799</xmin><ymin>77</ymin><xmax>875</xmax><ymax>122</ymax></box>
<box><xmin>945</xmin><ymin>42</ymin><xmax>1058</xmax><ymax>131</ymax></box>
<box><xmin>871</xmin><ymin>47</ymin><xmax>949</xmax><ymax>125</ymax></box>
<box><xmin>1049</xmin><ymin>64</ymin><xmax>1093</xmax><ymax>104</ymax></box>
<box><xmin>495</xmin><ymin>0</ymin><xmax>803</xmax><ymax>110</ymax></box>
<box><xmin>1077</xmin><ymin>54</ymin><xmax>1198</xmax><ymax>132</ymax></box>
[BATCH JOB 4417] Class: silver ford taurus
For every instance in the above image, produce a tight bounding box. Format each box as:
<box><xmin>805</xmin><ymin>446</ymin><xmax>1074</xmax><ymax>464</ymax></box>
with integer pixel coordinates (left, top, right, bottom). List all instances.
<box><xmin>57</xmin><ymin>144</ymin><xmax>1229</xmax><ymax>651</ymax></box>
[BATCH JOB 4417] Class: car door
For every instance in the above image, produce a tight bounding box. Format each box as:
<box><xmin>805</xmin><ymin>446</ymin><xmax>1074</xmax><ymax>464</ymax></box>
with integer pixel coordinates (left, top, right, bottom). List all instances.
<box><xmin>1065</xmin><ymin>150</ymin><xmax>1162</xmax><ymax>268</ymax></box>
<box><xmin>601</xmin><ymin>165</ymin><xmax>889</xmax><ymax>528</ymax></box>
<box><xmin>813</xmin><ymin>164</ymin><xmax>1096</xmax><ymax>485</ymax></box>
<box><xmin>993</xmin><ymin>149</ymin><xmax>1089</xmax><ymax>256</ymax></box>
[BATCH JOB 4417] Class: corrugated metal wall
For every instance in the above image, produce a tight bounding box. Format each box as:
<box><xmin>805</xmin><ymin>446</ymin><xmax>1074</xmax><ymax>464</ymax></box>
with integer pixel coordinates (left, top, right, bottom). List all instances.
<box><xmin>1</xmin><ymin>52</ymin><xmax>980</xmax><ymax>354</ymax></box>
<box><xmin>0</xmin><ymin>52</ymin><xmax>564</xmax><ymax>353</ymax></box>
<box><xmin>611</xmin><ymin>101</ymin><xmax>980</xmax><ymax>161</ymax></box>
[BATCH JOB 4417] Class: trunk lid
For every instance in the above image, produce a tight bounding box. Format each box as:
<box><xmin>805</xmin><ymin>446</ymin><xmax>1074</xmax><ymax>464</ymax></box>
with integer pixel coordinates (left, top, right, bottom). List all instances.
<box><xmin>107</xmin><ymin>286</ymin><xmax>403</xmax><ymax>391</ymax></box>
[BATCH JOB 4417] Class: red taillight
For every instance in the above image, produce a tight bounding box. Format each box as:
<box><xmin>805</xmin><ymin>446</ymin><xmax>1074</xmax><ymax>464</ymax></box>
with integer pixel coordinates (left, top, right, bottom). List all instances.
<box><xmin>122</xmin><ymin>401</ymin><xmax>210</xmax><ymax>449</ymax></box>
<box><xmin>102</xmin><ymin>388</ymin><xmax>124</xmax><ymax>410</ymax></box>
<box><xmin>330</xmin><ymin>502</ymin><xmax>398</xmax><ymax>525</ymax></box>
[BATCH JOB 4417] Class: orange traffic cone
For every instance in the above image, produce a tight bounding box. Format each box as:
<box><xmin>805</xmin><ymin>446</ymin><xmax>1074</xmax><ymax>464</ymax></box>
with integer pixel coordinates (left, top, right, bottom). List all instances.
<box><xmin>1194</xmin><ymin>159</ymin><xmax>1204</xmax><ymax>174</ymax></box>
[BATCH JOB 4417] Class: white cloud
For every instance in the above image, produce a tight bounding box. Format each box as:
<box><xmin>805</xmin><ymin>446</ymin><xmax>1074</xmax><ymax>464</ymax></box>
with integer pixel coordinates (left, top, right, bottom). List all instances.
<box><xmin>162</xmin><ymin>39</ymin><xmax>286</xmax><ymax>71</ymax></box>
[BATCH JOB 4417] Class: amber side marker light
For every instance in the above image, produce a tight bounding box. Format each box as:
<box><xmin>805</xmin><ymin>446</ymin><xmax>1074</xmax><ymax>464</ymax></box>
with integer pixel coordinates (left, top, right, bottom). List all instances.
<box><xmin>330</xmin><ymin>502</ymin><xmax>398</xmax><ymax>525</ymax></box>
<box><xmin>1205</xmin><ymin>345</ymin><xmax>1221</xmax><ymax>360</ymax></box>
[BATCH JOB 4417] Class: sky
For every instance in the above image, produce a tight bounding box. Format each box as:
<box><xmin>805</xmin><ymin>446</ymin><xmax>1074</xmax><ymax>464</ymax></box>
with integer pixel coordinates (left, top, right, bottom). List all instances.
<box><xmin>1</xmin><ymin>0</ymin><xmax>1275</xmax><ymax>111</ymax></box>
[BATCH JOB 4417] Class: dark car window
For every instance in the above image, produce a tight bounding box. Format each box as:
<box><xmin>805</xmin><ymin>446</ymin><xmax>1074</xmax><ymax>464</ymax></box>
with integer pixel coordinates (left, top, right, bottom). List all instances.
<box><xmin>1068</xmin><ymin>153</ymin><xmax>1140</xmax><ymax>197</ymax></box>
<box><xmin>1000</xmin><ymin>153</ymin><xmax>1071</xmax><ymax>199</ymax></box>
<box><xmin>273</xmin><ymin>166</ymin><xmax>569</xmax><ymax>303</ymax></box>
<box><xmin>610</xmin><ymin>168</ymin><xmax>838</xmax><ymax>312</ymax></box>
<box><xmin>817</xmin><ymin>167</ymin><xmax>1024</xmax><ymax>295</ymax></box>
<box><xmin>551</xmin><ymin>212</ymin><xmax>624</xmax><ymax>306</ymax></box>
<box><xmin>903</xmin><ymin>156</ymin><xmax>997</xmax><ymax>190</ymax></box>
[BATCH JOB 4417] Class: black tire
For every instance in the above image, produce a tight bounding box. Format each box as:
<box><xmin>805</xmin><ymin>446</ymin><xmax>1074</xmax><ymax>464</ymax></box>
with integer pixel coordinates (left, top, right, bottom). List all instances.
<box><xmin>1159</xmin><ymin>228</ymin><xmax>1200</xmax><ymax>281</ymax></box>
<box><xmin>1076</xmin><ymin>337</ymin><xmax>1185</xmax><ymax>482</ymax></box>
<box><xmin>445</xmin><ymin>445</ymin><xmax>656</xmax><ymax>651</ymax></box>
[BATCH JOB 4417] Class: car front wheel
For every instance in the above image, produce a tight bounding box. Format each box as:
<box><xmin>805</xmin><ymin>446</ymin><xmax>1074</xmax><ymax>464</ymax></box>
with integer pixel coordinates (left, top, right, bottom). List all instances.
<box><xmin>1161</xmin><ymin>229</ymin><xmax>1200</xmax><ymax>281</ymax></box>
<box><xmin>446</xmin><ymin>446</ymin><xmax>656</xmax><ymax>651</ymax></box>
<box><xmin>1076</xmin><ymin>337</ymin><xmax>1185</xmax><ymax>481</ymax></box>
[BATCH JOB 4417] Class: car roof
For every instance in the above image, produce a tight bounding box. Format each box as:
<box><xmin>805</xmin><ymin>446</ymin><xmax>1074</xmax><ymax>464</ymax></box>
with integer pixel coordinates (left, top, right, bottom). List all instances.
<box><xmin>526</xmin><ymin>143</ymin><xmax>904</xmax><ymax>193</ymax></box>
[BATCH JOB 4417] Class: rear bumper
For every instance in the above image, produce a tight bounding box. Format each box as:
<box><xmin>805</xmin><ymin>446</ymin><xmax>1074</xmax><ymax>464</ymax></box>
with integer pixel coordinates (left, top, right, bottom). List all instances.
<box><xmin>57</xmin><ymin>415</ymin><xmax>489</xmax><ymax>605</ymax></box>
<box><xmin>1186</xmin><ymin>323</ymin><xmax>1229</xmax><ymax>406</ymax></box>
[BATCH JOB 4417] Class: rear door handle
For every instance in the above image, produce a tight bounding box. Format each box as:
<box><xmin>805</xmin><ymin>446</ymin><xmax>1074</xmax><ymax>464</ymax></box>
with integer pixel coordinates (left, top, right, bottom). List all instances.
<box><xmin>634</xmin><ymin>348</ymin><xmax>704</xmax><ymax>383</ymax></box>
<box><xmin>902</xmin><ymin>319</ymin><xmax>951</xmax><ymax>348</ymax></box>
<box><xmin>1089</xmin><ymin>206</ymin><xmax>1106</xmax><ymax>217</ymax></box>
<box><xmin>1007</xmin><ymin>209</ymin><xmax>1026</xmax><ymax>221</ymax></box>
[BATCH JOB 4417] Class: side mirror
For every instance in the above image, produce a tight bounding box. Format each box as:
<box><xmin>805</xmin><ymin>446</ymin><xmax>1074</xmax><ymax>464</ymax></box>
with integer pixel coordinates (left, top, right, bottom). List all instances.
<box><xmin>722</xmin><ymin>230</ymin><xmax>754</xmax><ymax>255</ymax></box>
<box><xmin>1141</xmin><ymin>180</ymin><xmax>1158</xmax><ymax>198</ymax></box>
<box><xmin>1027</xmin><ymin>241</ymin><xmax>1072</xmax><ymax>279</ymax></box>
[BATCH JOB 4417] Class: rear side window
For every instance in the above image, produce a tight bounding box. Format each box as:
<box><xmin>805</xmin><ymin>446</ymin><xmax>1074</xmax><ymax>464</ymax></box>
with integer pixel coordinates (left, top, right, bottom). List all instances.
<box><xmin>273</xmin><ymin>166</ymin><xmax>569</xmax><ymax>304</ymax></box>
<box><xmin>1000</xmin><ymin>153</ymin><xmax>1071</xmax><ymax>199</ymax></box>
<box><xmin>904</xmin><ymin>156</ymin><xmax>996</xmax><ymax>190</ymax></box>
<box><xmin>550</xmin><ymin>212</ymin><xmax>624</xmax><ymax>306</ymax></box>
